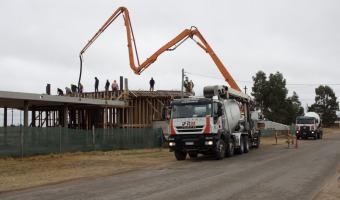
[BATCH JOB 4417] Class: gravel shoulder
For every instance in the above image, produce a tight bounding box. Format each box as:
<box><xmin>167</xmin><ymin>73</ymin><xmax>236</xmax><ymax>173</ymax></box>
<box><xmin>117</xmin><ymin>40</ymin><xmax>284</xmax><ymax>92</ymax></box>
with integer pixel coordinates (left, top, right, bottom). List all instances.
<box><xmin>313</xmin><ymin>128</ymin><xmax>340</xmax><ymax>200</ymax></box>
<box><xmin>314</xmin><ymin>166</ymin><xmax>340</xmax><ymax>200</ymax></box>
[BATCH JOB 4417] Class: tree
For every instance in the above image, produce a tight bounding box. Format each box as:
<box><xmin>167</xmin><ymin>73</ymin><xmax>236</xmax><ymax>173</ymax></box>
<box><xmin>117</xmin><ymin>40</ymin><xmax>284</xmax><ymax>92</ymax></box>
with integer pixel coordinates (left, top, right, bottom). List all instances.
<box><xmin>309</xmin><ymin>85</ymin><xmax>339</xmax><ymax>127</ymax></box>
<box><xmin>251</xmin><ymin>71</ymin><xmax>268</xmax><ymax>112</ymax></box>
<box><xmin>252</xmin><ymin>71</ymin><xmax>287</xmax><ymax>123</ymax></box>
<box><xmin>285</xmin><ymin>92</ymin><xmax>304</xmax><ymax>124</ymax></box>
<box><xmin>251</xmin><ymin>71</ymin><xmax>304</xmax><ymax>124</ymax></box>
<box><xmin>265</xmin><ymin>72</ymin><xmax>288</xmax><ymax>123</ymax></box>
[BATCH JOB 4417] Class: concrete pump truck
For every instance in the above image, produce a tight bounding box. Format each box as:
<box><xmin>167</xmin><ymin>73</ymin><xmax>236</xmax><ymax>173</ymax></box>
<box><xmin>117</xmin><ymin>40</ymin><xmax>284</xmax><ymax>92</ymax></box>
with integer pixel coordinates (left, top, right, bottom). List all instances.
<box><xmin>78</xmin><ymin>7</ymin><xmax>261</xmax><ymax>160</ymax></box>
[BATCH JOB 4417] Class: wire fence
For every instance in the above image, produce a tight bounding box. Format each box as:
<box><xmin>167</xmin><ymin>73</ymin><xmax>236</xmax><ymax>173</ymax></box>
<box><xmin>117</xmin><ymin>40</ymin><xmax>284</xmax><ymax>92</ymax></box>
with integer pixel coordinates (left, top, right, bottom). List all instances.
<box><xmin>0</xmin><ymin>126</ymin><xmax>164</xmax><ymax>157</ymax></box>
<box><xmin>260</xmin><ymin>126</ymin><xmax>295</xmax><ymax>137</ymax></box>
<box><xmin>0</xmin><ymin>125</ymin><xmax>296</xmax><ymax>157</ymax></box>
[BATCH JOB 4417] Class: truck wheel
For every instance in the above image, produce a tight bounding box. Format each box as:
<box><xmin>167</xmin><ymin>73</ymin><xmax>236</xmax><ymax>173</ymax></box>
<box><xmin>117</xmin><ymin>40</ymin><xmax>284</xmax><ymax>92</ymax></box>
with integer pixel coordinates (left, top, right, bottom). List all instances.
<box><xmin>174</xmin><ymin>150</ymin><xmax>187</xmax><ymax>161</ymax></box>
<box><xmin>189</xmin><ymin>153</ymin><xmax>198</xmax><ymax>158</ymax></box>
<box><xmin>253</xmin><ymin>136</ymin><xmax>260</xmax><ymax>148</ymax></box>
<box><xmin>314</xmin><ymin>135</ymin><xmax>317</xmax><ymax>140</ymax></box>
<box><xmin>214</xmin><ymin>139</ymin><xmax>226</xmax><ymax>160</ymax></box>
<box><xmin>225</xmin><ymin>136</ymin><xmax>235</xmax><ymax>157</ymax></box>
<box><xmin>317</xmin><ymin>132</ymin><xmax>322</xmax><ymax>139</ymax></box>
<box><xmin>236</xmin><ymin>136</ymin><xmax>244</xmax><ymax>154</ymax></box>
<box><xmin>320</xmin><ymin>133</ymin><xmax>323</xmax><ymax>139</ymax></box>
<box><xmin>243</xmin><ymin>135</ymin><xmax>249</xmax><ymax>153</ymax></box>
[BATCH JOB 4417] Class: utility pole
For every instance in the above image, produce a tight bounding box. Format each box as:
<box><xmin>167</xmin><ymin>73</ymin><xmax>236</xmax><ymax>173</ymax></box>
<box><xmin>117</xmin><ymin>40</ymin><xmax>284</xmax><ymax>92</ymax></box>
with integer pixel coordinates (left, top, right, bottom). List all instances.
<box><xmin>244</xmin><ymin>86</ymin><xmax>247</xmax><ymax>94</ymax></box>
<box><xmin>181</xmin><ymin>68</ymin><xmax>184</xmax><ymax>99</ymax></box>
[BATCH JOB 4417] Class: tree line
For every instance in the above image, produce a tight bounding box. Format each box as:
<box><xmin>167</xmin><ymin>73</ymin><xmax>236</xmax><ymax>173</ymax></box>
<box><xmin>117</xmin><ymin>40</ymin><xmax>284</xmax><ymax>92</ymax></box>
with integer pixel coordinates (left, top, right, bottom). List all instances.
<box><xmin>251</xmin><ymin>71</ymin><xmax>339</xmax><ymax>127</ymax></box>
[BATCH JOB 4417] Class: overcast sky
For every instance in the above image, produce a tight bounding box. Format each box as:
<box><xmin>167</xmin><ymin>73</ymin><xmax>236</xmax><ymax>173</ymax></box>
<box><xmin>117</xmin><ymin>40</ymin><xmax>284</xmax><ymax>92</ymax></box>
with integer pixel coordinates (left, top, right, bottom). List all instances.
<box><xmin>1</xmin><ymin>0</ymin><xmax>340</xmax><ymax>112</ymax></box>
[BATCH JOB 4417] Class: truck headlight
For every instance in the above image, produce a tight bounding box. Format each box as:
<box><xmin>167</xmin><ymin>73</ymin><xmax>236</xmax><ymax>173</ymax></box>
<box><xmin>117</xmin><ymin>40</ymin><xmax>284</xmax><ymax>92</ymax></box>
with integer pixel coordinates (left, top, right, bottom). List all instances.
<box><xmin>205</xmin><ymin>141</ymin><xmax>213</xmax><ymax>145</ymax></box>
<box><xmin>169</xmin><ymin>142</ymin><xmax>176</xmax><ymax>147</ymax></box>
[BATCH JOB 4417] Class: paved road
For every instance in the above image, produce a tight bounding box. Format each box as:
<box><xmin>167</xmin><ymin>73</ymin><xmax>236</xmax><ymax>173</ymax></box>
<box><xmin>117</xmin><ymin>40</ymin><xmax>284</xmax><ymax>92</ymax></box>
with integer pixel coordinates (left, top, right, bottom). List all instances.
<box><xmin>1</xmin><ymin>134</ymin><xmax>339</xmax><ymax>200</ymax></box>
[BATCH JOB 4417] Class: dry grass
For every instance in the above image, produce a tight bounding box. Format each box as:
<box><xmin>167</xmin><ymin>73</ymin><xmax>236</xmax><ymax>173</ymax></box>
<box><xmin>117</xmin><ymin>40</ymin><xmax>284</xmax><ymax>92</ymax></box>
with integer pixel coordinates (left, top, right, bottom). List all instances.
<box><xmin>0</xmin><ymin>149</ymin><xmax>174</xmax><ymax>193</ymax></box>
<box><xmin>0</xmin><ymin>127</ymin><xmax>339</xmax><ymax>194</ymax></box>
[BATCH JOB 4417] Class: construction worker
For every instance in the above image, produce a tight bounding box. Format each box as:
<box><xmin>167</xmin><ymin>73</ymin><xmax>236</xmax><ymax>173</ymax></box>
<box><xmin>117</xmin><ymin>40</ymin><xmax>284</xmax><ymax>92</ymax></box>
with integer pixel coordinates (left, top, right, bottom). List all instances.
<box><xmin>65</xmin><ymin>87</ymin><xmax>72</xmax><ymax>95</ymax></box>
<box><xmin>111</xmin><ymin>80</ymin><xmax>119</xmax><ymax>97</ymax></box>
<box><xmin>79</xmin><ymin>83</ymin><xmax>83</xmax><ymax>93</ymax></box>
<box><xmin>57</xmin><ymin>88</ymin><xmax>64</xmax><ymax>96</ymax></box>
<box><xmin>71</xmin><ymin>84</ymin><xmax>78</xmax><ymax>93</ymax></box>
<box><xmin>94</xmin><ymin>77</ymin><xmax>99</xmax><ymax>93</ymax></box>
<box><xmin>149</xmin><ymin>77</ymin><xmax>155</xmax><ymax>91</ymax></box>
<box><xmin>105</xmin><ymin>79</ymin><xmax>110</xmax><ymax>92</ymax></box>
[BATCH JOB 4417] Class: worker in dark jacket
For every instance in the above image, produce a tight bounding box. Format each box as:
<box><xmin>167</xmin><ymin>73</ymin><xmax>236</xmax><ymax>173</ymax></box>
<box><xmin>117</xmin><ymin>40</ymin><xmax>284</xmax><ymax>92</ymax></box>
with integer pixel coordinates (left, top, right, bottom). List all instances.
<box><xmin>149</xmin><ymin>77</ymin><xmax>155</xmax><ymax>91</ymax></box>
<box><xmin>95</xmin><ymin>77</ymin><xmax>99</xmax><ymax>93</ymax></box>
<box><xmin>105</xmin><ymin>79</ymin><xmax>110</xmax><ymax>92</ymax></box>
<box><xmin>57</xmin><ymin>88</ymin><xmax>64</xmax><ymax>96</ymax></box>
<box><xmin>71</xmin><ymin>84</ymin><xmax>78</xmax><ymax>93</ymax></box>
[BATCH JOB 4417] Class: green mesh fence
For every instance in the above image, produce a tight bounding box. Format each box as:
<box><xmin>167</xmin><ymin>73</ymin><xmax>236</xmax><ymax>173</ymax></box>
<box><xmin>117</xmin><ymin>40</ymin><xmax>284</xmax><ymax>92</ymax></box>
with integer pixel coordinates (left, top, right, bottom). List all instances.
<box><xmin>0</xmin><ymin>127</ymin><xmax>164</xmax><ymax>157</ymax></box>
<box><xmin>260</xmin><ymin>126</ymin><xmax>295</xmax><ymax>137</ymax></box>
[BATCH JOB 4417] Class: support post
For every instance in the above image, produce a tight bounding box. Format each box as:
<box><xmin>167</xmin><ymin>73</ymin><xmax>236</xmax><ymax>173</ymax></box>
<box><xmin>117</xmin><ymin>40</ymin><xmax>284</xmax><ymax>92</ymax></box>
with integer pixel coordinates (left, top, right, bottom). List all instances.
<box><xmin>181</xmin><ymin>68</ymin><xmax>184</xmax><ymax>99</ymax></box>
<box><xmin>24</xmin><ymin>100</ymin><xmax>29</xmax><ymax>127</ymax></box>
<box><xmin>4</xmin><ymin>107</ymin><xmax>7</xmax><ymax>127</ymax></box>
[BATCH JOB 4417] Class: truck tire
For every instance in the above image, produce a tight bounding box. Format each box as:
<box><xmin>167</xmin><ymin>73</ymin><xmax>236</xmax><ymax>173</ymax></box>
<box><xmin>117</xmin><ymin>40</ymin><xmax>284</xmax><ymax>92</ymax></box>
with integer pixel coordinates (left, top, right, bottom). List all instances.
<box><xmin>225</xmin><ymin>136</ymin><xmax>235</xmax><ymax>157</ymax></box>
<box><xmin>174</xmin><ymin>150</ymin><xmax>187</xmax><ymax>160</ymax></box>
<box><xmin>253</xmin><ymin>136</ymin><xmax>260</xmax><ymax>148</ymax></box>
<box><xmin>317</xmin><ymin>132</ymin><xmax>322</xmax><ymax>139</ymax></box>
<box><xmin>243</xmin><ymin>135</ymin><xmax>249</xmax><ymax>153</ymax></box>
<box><xmin>236</xmin><ymin>136</ymin><xmax>244</xmax><ymax>154</ymax></box>
<box><xmin>314</xmin><ymin>135</ymin><xmax>317</xmax><ymax>140</ymax></box>
<box><xmin>214</xmin><ymin>139</ymin><xmax>226</xmax><ymax>160</ymax></box>
<box><xmin>189</xmin><ymin>153</ymin><xmax>198</xmax><ymax>158</ymax></box>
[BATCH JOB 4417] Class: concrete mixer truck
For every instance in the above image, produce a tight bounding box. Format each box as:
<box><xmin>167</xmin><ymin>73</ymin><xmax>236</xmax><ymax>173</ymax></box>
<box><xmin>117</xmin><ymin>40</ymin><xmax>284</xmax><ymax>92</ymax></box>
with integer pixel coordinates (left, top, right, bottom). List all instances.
<box><xmin>167</xmin><ymin>85</ymin><xmax>261</xmax><ymax>160</ymax></box>
<box><xmin>295</xmin><ymin>112</ymin><xmax>323</xmax><ymax>140</ymax></box>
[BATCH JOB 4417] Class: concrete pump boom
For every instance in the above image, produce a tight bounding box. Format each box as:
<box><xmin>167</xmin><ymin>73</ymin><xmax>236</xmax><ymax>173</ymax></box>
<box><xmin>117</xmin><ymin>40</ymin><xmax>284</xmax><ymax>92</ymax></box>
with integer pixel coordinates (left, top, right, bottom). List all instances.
<box><xmin>78</xmin><ymin>6</ymin><xmax>241</xmax><ymax>91</ymax></box>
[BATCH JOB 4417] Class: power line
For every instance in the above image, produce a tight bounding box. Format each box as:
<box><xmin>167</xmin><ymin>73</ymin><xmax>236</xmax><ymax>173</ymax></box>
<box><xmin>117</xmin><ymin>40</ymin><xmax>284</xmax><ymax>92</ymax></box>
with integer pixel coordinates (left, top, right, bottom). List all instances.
<box><xmin>185</xmin><ymin>71</ymin><xmax>252</xmax><ymax>83</ymax></box>
<box><xmin>286</xmin><ymin>83</ymin><xmax>340</xmax><ymax>86</ymax></box>
<box><xmin>185</xmin><ymin>71</ymin><xmax>340</xmax><ymax>86</ymax></box>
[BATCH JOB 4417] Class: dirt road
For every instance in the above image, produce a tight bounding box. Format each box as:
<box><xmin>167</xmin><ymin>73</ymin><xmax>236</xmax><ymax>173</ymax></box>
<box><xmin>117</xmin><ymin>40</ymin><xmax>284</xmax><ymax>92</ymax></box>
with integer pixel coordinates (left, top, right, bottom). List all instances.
<box><xmin>1</xmin><ymin>133</ymin><xmax>339</xmax><ymax>200</ymax></box>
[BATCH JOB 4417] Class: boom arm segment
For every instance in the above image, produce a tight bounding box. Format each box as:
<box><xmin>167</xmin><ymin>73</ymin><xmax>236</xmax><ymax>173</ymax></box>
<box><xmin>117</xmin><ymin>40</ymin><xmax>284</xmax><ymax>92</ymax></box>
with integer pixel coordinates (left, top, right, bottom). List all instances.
<box><xmin>79</xmin><ymin>7</ymin><xmax>241</xmax><ymax>91</ymax></box>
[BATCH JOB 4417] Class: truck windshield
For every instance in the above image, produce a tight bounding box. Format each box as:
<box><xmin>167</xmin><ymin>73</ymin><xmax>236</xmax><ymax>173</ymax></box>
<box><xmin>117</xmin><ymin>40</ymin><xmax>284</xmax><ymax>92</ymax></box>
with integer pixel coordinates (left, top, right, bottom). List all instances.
<box><xmin>296</xmin><ymin>119</ymin><xmax>315</xmax><ymax>124</ymax></box>
<box><xmin>171</xmin><ymin>103</ymin><xmax>212</xmax><ymax>118</ymax></box>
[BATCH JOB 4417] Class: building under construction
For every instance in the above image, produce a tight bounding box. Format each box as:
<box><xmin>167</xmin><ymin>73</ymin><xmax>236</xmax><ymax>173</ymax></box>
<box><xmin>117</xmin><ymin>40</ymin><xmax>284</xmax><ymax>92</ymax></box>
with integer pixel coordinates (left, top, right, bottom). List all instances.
<box><xmin>0</xmin><ymin>79</ymin><xmax>192</xmax><ymax>131</ymax></box>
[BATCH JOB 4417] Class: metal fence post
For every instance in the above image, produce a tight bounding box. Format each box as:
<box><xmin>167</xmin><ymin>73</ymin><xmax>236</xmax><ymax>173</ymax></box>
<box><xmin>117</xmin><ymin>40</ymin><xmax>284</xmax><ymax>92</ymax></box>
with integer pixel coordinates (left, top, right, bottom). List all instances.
<box><xmin>92</xmin><ymin>125</ymin><xmax>95</xmax><ymax>151</ymax></box>
<box><xmin>20</xmin><ymin>125</ymin><xmax>23</xmax><ymax>158</ymax></box>
<box><xmin>59</xmin><ymin>125</ymin><xmax>62</xmax><ymax>153</ymax></box>
<box><xmin>275</xmin><ymin>130</ymin><xmax>278</xmax><ymax>144</ymax></box>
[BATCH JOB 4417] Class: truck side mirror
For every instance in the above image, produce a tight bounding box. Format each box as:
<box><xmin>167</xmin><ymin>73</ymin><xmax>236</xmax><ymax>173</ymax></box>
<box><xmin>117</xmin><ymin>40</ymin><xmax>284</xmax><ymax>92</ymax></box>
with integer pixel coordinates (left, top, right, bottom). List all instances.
<box><xmin>217</xmin><ymin>103</ymin><xmax>223</xmax><ymax>117</ymax></box>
